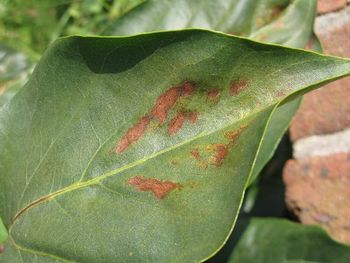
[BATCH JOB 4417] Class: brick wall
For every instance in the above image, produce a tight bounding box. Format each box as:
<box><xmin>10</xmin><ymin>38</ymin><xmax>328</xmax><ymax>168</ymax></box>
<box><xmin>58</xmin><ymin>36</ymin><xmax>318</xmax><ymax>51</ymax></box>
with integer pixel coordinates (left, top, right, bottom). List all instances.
<box><xmin>283</xmin><ymin>1</ymin><xmax>350</xmax><ymax>244</ymax></box>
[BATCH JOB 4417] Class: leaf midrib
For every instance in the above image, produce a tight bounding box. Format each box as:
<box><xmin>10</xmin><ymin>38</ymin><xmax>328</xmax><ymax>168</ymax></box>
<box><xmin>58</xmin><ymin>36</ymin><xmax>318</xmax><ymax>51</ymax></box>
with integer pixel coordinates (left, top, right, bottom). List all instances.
<box><xmin>11</xmin><ymin>107</ymin><xmax>263</xmax><ymax>225</ymax></box>
<box><xmin>7</xmin><ymin>105</ymin><xmax>271</xmax><ymax>262</ymax></box>
<box><xmin>10</xmin><ymin>54</ymin><xmax>350</xmax><ymax>227</ymax></box>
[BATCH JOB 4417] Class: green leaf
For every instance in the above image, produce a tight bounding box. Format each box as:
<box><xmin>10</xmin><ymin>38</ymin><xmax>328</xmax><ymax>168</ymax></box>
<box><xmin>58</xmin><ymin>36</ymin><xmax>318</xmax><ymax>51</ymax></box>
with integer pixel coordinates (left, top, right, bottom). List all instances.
<box><xmin>0</xmin><ymin>218</ymin><xmax>7</xmax><ymax>244</ymax></box>
<box><xmin>229</xmin><ymin>218</ymin><xmax>350</xmax><ymax>263</ymax></box>
<box><xmin>105</xmin><ymin>0</ymin><xmax>305</xmax><ymax>37</ymax></box>
<box><xmin>105</xmin><ymin>0</ymin><xmax>318</xmax><ymax>184</ymax></box>
<box><xmin>1</xmin><ymin>30</ymin><xmax>349</xmax><ymax>261</ymax></box>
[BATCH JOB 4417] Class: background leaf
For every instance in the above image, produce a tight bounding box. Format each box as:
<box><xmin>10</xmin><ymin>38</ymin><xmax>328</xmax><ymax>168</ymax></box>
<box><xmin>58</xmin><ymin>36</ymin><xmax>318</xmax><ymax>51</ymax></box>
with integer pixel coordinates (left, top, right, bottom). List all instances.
<box><xmin>229</xmin><ymin>218</ymin><xmax>350</xmax><ymax>263</ymax></box>
<box><xmin>1</xmin><ymin>30</ymin><xmax>350</xmax><ymax>261</ymax></box>
<box><xmin>0</xmin><ymin>218</ymin><xmax>7</xmax><ymax>244</ymax></box>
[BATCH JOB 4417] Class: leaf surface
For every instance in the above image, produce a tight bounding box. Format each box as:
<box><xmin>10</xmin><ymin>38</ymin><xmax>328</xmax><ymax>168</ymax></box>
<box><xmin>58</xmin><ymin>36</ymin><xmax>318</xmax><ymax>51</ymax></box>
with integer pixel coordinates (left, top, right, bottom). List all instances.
<box><xmin>0</xmin><ymin>30</ymin><xmax>350</xmax><ymax>262</ymax></box>
<box><xmin>229</xmin><ymin>218</ymin><xmax>350</xmax><ymax>263</ymax></box>
<box><xmin>105</xmin><ymin>0</ymin><xmax>318</xmax><ymax>184</ymax></box>
<box><xmin>0</xmin><ymin>218</ymin><xmax>7</xmax><ymax>244</ymax></box>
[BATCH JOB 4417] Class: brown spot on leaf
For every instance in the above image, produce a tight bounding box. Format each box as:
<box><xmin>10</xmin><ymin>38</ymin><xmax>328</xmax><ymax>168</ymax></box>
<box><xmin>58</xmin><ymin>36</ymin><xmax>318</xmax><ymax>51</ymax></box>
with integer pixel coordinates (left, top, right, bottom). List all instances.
<box><xmin>0</xmin><ymin>245</ymin><xmax>4</xmax><ymax>254</ymax></box>
<box><xmin>115</xmin><ymin>116</ymin><xmax>151</xmax><ymax>153</ymax></box>
<box><xmin>211</xmin><ymin>144</ymin><xmax>228</xmax><ymax>166</ymax></box>
<box><xmin>181</xmin><ymin>81</ymin><xmax>196</xmax><ymax>96</ymax></box>
<box><xmin>191</xmin><ymin>149</ymin><xmax>201</xmax><ymax>160</ymax></box>
<box><xmin>191</xmin><ymin>126</ymin><xmax>247</xmax><ymax>168</ymax></box>
<box><xmin>168</xmin><ymin>112</ymin><xmax>186</xmax><ymax>135</ymax></box>
<box><xmin>168</xmin><ymin>110</ymin><xmax>199</xmax><ymax>135</ymax></box>
<box><xmin>128</xmin><ymin>176</ymin><xmax>182</xmax><ymax>199</ymax></box>
<box><xmin>114</xmin><ymin>81</ymin><xmax>196</xmax><ymax>153</ymax></box>
<box><xmin>230</xmin><ymin>80</ymin><xmax>248</xmax><ymax>96</ymax></box>
<box><xmin>277</xmin><ymin>90</ymin><xmax>286</xmax><ymax>98</ymax></box>
<box><xmin>191</xmin><ymin>148</ymin><xmax>208</xmax><ymax>169</ymax></box>
<box><xmin>150</xmin><ymin>87</ymin><xmax>179</xmax><ymax>123</ymax></box>
<box><xmin>207</xmin><ymin>90</ymin><xmax>220</xmax><ymax>98</ymax></box>
<box><xmin>207</xmin><ymin>89</ymin><xmax>221</xmax><ymax>103</ymax></box>
<box><xmin>171</xmin><ymin>160</ymin><xmax>178</xmax><ymax>166</ymax></box>
<box><xmin>188</xmin><ymin>111</ymin><xmax>198</xmax><ymax>124</ymax></box>
<box><xmin>150</xmin><ymin>81</ymin><xmax>195</xmax><ymax>123</ymax></box>
<box><xmin>225</xmin><ymin>125</ymin><xmax>247</xmax><ymax>146</ymax></box>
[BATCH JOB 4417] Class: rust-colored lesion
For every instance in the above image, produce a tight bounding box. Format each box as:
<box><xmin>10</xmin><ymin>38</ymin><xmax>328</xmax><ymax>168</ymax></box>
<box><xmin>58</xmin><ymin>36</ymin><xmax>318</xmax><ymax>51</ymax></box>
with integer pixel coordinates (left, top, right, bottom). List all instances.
<box><xmin>191</xmin><ymin>125</ymin><xmax>248</xmax><ymax>168</ymax></box>
<box><xmin>207</xmin><ymin>90</ymin><xmax>220</xmax><ymax>98</ymax></box>
<box><xmin>188</xmin><ymin>111</ymin><xmax>198</xmax><ymax>124</ymax></box>
<box><xmin>225</xmin><ymin>125</ymin><xmax>247</xmax><ymax>146</ymax></box>
<box><xmin>150</xmin><ymin>81</ymin><xmax>195</xmax><ymax>123</ymax></box>
<box><xmin>230</xmin><ymin>80</ymin><xmax>248</xmax><ymax>96</ymax></box>
<box><xmin>115</xmin><ymin>116</ymin><xmax>151</xmax><ymax>153</ymax></box>
<box><xmin>210</xmin><ymin>144</ymin><xmax>228</xmax><ymax>166</ymax></box>
<box><xmin>207</xmin><ymin>89</ymin><xmax>221</xmax><ymax>103</ymax></box>
<box><xmin>191</xmin><ymin>149</ymin><xmax>200</xmax><ymax>160</ymax></box>
<box><xmin>168</xmin><ymin>111</ymin><xmax>186</xmax><ymax>135</ymax></box>
<box><xmin>128</xmin><ymin>176</ymin><xmax>182</xmax><ymax>199</ymax></box>
<box><xmin>167</xmin><ymin>110</ymin><xmax>199</xmax><ymax>135</ymax></box>
<box><xmin>190</xmin><ymin>148</ymin><xmax>208</xmax><ymax>169</ymax></box>
<box><xmin>114</xmin><ymin>81</ymin><xmax>196</xmax><ymax>153</ymax></box>
<box><xmin>0</xmin><ymin>244</ymin><xmax>4</xmax><ymax>254</ymax></box>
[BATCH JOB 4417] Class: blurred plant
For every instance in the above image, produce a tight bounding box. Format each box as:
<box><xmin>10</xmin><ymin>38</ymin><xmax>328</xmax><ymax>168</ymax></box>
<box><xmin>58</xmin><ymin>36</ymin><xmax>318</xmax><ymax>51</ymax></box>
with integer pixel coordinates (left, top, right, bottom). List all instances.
<box><xmin>0</xmin><ymin>0</ymin><xmax>144</xmax><ymax>61</ymax></box>
<box><xmin>0</xmin><ymin>0</ymin><xmax>144</xmax><ymax>108</ymax></box>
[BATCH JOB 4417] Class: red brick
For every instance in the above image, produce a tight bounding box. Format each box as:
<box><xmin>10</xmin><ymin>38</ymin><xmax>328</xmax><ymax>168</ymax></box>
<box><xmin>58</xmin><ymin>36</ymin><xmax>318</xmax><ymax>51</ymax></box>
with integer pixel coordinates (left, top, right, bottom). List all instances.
<box><xmin>317</xmin><ymin>21</ymin><xmax>350</xmax><ymax>57</ymax></box>
<box><xmin>283</xmin><ymin>153</ymin><xmax>350</xmax><ymax>244</ymax></box>
<box><xmin>290</xmin><ymin>18</ymin><xmax>350</xmax><ymax>141</ymax></box>
<box><xmin>290</xmin><ymin>78</ymin><xmax>350</xmax><ymax>141</ymax></box>
<box><xmin>317</xmin><ymin>0</ymin><xmax>346</xmax><ymax>14</ymax></box>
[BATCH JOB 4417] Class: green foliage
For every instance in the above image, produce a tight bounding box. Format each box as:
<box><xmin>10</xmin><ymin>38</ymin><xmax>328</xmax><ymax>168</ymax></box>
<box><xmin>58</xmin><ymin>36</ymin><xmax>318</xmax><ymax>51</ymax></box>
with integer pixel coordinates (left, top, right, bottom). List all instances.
<box><xmin>0</xmin><ymin>0</ymin><xmax>144</xmax><ymax>107</ymax></box>
<box><xmin>0</xmin><ymin>30</ymin><xmax>350</xmax><ymax>261</ymax></box>
<box><xmin>1</xmin><ymin>0</ymin><xmax>350</xmax><ymax>262</ymax></box>
<box><xmin>229</xmin><ymin>219</ymin><xmax>350</xmax><ymax>262</ymax></box>
<box><xmin>0</xmin><ymin>219</ymin><xmax>7</xmax><ymax>244</ymax></box>
<box><xmin>0</xmin><ymin>0</ymin><xmax>143</xmax><ymax>60</ymax></box>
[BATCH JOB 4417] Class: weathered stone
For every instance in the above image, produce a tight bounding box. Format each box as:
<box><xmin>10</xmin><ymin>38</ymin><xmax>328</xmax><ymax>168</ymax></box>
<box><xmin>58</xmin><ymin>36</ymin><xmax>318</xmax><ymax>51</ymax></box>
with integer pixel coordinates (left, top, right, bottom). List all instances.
<box><xmin>290</xmin><ymin>6</ymin><xmax>350</xmax><ymax>141</ymax></box>
<box><xmin>317</xmin><ymin>0</ymin><xmax>346</xmax><ymax>14</ymax></box>
<box><xmin>290</xmin><ymin>78</ymin><xmax>350</xmax><ymax>141</ymax></box>
<box><xmin>294</xmin><ymin>128</ymin><xmax>350</xmax><ymax>159</ymax></box>
<box><xmin>283</xmin><ymin>153</ymin><xmax>350</xmax><ymax>244</ymax></box>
